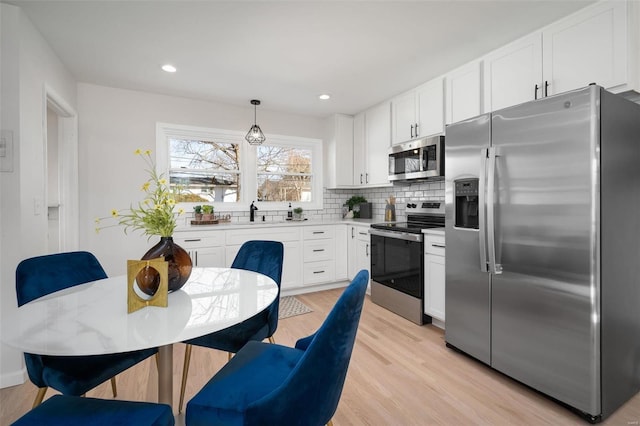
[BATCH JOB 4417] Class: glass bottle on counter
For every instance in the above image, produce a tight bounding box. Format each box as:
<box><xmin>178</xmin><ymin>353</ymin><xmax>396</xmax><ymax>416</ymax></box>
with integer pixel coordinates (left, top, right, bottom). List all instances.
<box><xmin>287</xmin><ymin>203</ymin><xmax>293</xmax><ymax>219</ymax></box>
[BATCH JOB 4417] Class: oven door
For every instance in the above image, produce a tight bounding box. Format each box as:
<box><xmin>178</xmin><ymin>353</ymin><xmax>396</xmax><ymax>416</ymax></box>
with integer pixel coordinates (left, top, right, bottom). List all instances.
<box><xmin>370</xmin><ymin>229</ymin><xmax>423</xmax><ymax>298</ymax></box>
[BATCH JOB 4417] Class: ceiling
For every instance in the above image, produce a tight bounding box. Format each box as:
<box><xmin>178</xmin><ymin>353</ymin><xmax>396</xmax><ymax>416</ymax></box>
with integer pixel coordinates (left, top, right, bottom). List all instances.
<box><xmin>5</xmin><ymin>0</ymin><xmax>596</xmax><ymax>118</ymax></box>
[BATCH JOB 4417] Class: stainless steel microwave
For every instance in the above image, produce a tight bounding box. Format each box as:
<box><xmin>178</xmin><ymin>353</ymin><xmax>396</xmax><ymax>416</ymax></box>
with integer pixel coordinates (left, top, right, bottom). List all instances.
<box><xmin>388</xmin><ymin>135</ymin><xmax>445</xmax><ymax>182</ymax></box>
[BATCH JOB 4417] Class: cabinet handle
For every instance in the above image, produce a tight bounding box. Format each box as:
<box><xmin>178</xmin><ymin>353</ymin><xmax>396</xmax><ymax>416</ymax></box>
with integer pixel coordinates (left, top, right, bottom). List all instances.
<box><xmin>544</xmin><ymin>80</ymin><xmax>549</xmax><ymax>97</ymax></box>
<box><xmin>195</xmin><ymin>251</ymin><xmax>198</xmax><ymax>266</ymax></box>
<box><xmin>432</xmin><ymin>244</ymin><xmax>446</xmax><ymax>248</ymax></box>
<box><xmin>358</xmin><ymin>231</ymin><xmax>367</xmax><ymax>236</ymax></box>
<box><xmin>312</xmin><ymin>231</ymin><xmax>324</xmax><ymax>235</ymax></box>
<box><xmin>313</xmin><ymin>270</ymin><xmax>325</xmax><ymax>274</ymax></box>
<box><xmin>360</xmin><ymin>173</ymin><xmax>363</xmax><ymax>184</ymax></box>
<box><xmin>366</xmin><ymin>173</ymin><xmax>369</xmax><ymax>184</ymax></box>
<box><xmin>410</xmin><ymin>124</ymin><xmax>414</xmax><ymax>139</ymax></box>
<box><xmin>366</xmin><ymin>244</ymin><xmax>369</xmax><ymax>256</ymax></box>
<box><xmin>352</xmin><ymin>228</ymin><xmax>355</xmax><ymax>238</ymax></box>
<box><xmin>313</xmin><ymin>249</ymin><xmax>325</xmax><ymax>252</ymax></box>
<box><xmin>534</xmin><ymin>84</ymin><xmax>539</xmax><ymax>100</ymax></box>
<box><xmin>184</xmin><ymin>239</ymin><xmax>201</xmax><ymax>242</ymax></box>
<box><xmin>415</xmin><ymin>123</ymin><xmax>419</xmax><ymax>137</ymax></box>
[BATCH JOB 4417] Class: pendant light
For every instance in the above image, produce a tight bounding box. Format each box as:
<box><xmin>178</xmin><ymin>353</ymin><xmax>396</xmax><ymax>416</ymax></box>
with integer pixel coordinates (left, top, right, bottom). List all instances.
<box><xmin>245</xmin><ymin>99</ymin><xmax>266</xmax><ymax>145</ymax></box>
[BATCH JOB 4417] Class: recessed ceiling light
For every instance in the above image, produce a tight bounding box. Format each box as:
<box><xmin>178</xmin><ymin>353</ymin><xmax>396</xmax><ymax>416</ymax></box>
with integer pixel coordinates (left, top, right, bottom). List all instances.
<box><xmin>161</xmin><ymin>64</ymin><xmax>177</xmax><ymax>73</ymax></box>
<box><xmin>319</xmin><ymin>94</ymin><xmax>331</xmax><ymax>100</ymax></box>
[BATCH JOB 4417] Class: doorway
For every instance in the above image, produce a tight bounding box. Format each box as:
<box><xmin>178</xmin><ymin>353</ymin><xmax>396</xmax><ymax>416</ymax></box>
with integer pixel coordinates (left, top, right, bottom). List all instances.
<box><xmin>45</xmin><ymin>89</ymin><xmax>79</xmax><ymax>253</ymax></box>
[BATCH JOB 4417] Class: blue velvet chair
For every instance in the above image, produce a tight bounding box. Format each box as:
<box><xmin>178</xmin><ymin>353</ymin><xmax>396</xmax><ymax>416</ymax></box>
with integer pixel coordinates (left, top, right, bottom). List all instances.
<box><xmin>11</xmin><ymin>394</ymin><xmax>174</xmax><ymax>426</ymax></box>
<box><xmin>179</xmin><ymin>240</ymin><xmax>284</xmax><ymax>412</ymax></box>
<box><xmin>15</xmin><ymin>251</ymin><xmax>158</xmax><ymax>407</ymax></box>
<box><xmin>185</xmin><ymin>269</ymin><xmax>369</xmax><ymax>426</ymax></box>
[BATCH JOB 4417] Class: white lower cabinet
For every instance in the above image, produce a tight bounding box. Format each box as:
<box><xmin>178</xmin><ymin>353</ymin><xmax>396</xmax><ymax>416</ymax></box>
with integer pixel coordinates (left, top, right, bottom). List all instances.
<box><xmin>174</xmin><ymin>234</ymin><xmax>226</xmax><ymax>267</ymax></box>
<box><xmin>424</xmin><ymin>234</ymin><xmax>445</xmax><ymax>322</ymax></box>
<box><xmin>302</xmin><ymin>226</ymin><xmax>335</xmax><ymax>286</ymax></box>
<box><xmin>348</xmin><ymin>224</ymin><xmax>370</xmax><ymax>280</ymax></box>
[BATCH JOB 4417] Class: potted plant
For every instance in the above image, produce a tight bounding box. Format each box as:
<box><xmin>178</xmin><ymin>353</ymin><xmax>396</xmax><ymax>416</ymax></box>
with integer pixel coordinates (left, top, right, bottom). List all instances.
<box><xmin>193</xmin><ymin>205</ymin><xmax>203</xmax><ymax>221</ymax></box>
<box><xmin>346</xmin><ymin>195</ymin><xmax>368</xmax><ymax>218</ymax></box>
<box><xmin>202</xmin><ymin>205</ymin><xmax>214</xmax><ymax>221</ymax></box>
<box><xmin>293</xmin><ymin>207</ymin><xmax>303</xmax><ymax>220</ymax></box>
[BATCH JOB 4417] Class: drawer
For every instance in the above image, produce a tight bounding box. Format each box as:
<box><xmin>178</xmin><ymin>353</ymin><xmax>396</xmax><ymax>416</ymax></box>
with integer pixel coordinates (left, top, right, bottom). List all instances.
<box><xmin>226</xmin><ymin>227</ymin><xmax>301</xmax><ymax>245</ymax></box>
<box><xmin>302</xmin><ymin>226</ymin><xmax>335</xmax><ymax>240</ymax></box>
<box><xmin>303</xmin><ymin>261</ymin><xmax>335</xmax><ymax>285</ymax></box>
<box><xmin>174</xmin><ymin>233</ymin><xmax>225</xmax><ymax>249</ymax></box>
<box><xmin>425</xmin><ymin>235</ymin><xmax>445</xmax><ymax>256</ymax></box>
<box><xmin>303</xmin><ymin>240</ymin><xmax>333</xmax><ymax>262</ymax></box>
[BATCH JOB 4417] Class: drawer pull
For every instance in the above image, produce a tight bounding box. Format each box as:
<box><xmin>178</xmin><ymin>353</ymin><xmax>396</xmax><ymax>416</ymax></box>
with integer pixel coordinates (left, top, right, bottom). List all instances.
<box><xmin>313</xmin><ymin>249</ymin><xmax>325</xmax><ymax>252</ymax></box>
<box><xmin>313</xmin><ymin>270</ymin><xmax>325</xmax><ymax>274</ymax></box>
<box><xmin>432</xmin><ymin>244</ymin><xmax>446</xmax><ymax>248</ymax></box>
<box><xmin>358</xmin><ymin>232</ymin><xmax>367</xmax><ymax>236</ymax></box>
<box><xmin>312</xmin><ymin>231</ymin><xmax>324</xmax><ymax>235</ymax></box>
<box><xmin>184</xmin><ymin>239</ymin><xmax>201</xmax><ymax>242</ymax></box>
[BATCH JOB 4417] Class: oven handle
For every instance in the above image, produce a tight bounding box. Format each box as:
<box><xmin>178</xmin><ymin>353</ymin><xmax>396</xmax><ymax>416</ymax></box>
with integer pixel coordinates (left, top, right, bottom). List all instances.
<box><xmin>369</xmin><ymin>228</ymin><xmax>423</xmax><ymax>243</ymax></box>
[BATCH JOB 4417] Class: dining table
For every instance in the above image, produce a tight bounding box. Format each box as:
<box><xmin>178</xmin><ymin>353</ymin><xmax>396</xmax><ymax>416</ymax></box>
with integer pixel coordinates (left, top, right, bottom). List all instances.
<box><xmin>2</xmin><ymin>267</ymin><xmax>279</xmax><ymax>409</ymax></box>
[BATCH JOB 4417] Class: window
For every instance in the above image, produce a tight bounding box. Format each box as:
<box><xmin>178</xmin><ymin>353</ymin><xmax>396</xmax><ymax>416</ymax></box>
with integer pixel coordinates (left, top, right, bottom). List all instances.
<box><xmin>169</xmin><ymin>138</ymin><xmax>240</xmax><ymax>203</ymax></box>
<box><xmin>256</xmin><ymin>145</ymin><xmax>312</xmax><ymax>202</ymax></box>
<box><xmin>157</xmin><ymin>123</ymin><xmax>323</xmax><ymax>211</ymax></box>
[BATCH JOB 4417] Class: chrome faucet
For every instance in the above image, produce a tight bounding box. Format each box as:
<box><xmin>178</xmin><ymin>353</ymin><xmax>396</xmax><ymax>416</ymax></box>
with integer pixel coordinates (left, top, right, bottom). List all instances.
<box><xmin>250</xmin><ymin>201</ymin><xmax>258</xmax><ymax>222</ymax></box>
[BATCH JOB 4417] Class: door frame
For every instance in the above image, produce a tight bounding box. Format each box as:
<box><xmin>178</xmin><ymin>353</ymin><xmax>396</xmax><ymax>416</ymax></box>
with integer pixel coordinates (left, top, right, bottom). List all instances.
<box><xmin>44</xmin><ymin>85</ymin><xmax>79</xmax><ymax>252</ymax></box>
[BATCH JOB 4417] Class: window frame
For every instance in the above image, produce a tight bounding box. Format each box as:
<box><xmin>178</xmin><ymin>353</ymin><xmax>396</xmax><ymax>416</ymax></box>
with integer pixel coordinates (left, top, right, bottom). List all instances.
<box><xmin>156</xmin><ymin>122</ymin><xmax>323</xmax><ymax>212</ymax></box>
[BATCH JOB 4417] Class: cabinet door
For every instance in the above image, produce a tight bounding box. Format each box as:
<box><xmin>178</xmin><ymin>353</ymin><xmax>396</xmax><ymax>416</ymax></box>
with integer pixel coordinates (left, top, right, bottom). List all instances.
<box><xmin>542</xmin><ymin>1</ymin><xmax>627</xmax><ymax>95</ymax></box>
<box><xmin>424</xmin><ymin>254</ymin><xmax>446</xmax><ymax>321</ymax></box>
<box><xmin>391</xmin><ymin>91</ymin><xmax>416</xmax><ymax>144</ymax></box>
<box><xmin>326</xmin><ymin>114</ymin><xmax>354</xmax><ymax>187</ymax></box>
<box><xmin>282</xmin><ymin>241</ymin><xmax>302</xmax><ymax>290</ymax></box>
<box><xmin>347</xmin><ymin>226</ymin><xmax>358</xmax><ymax>280</ymax></box>
<box><xmin>355</xmin><ymin>237</ymin><xmax>370</xmax><ymax>278</ymax></box>
<box><xmin>416</xmin><ymin>78</ymin><xmax>445</xmax><ymax>137</ymax></box>
<box><xmin>446</xmin><ymin>60</ymin><xmax>483</xmax><ymax>125</ymax></box>
<box><xmin>193</xmin><ymin>247</ymin><xmax>225</xmax><ymax>267</ymax></box>
<box><xmin>353</xmin><ymin>112</ymin><xmax>366</xmax><ymax>186</ymax></box>
<box><xmin>483</xmin><ymin>32</ymin><xmax>543</xmax><ymax>112</ymax></box>
<box><xmin>365</xmin><ymin>101</ymin><xmax>391</xmax><ymax>186</ymax></box>
<box><xmin>334</xmin><ymin>224</ymin><xmax>348</xmax><ymax>281</ymax></box>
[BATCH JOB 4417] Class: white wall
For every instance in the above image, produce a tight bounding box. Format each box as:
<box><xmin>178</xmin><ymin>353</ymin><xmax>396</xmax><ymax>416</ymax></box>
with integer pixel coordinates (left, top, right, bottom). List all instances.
<box><xmin>78</xmin><ymin>83</ymin><xmax>325</xmax><ymax>276</ymax></box>
<box><xmin>0</xmin><ymin>4</ymin><xmax>78</xmax><ymax>387</ymax></box>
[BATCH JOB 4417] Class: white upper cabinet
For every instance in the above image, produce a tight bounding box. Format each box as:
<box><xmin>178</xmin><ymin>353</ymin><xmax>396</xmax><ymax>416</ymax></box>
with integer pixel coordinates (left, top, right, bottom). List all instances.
<box><xmin>483</xmin><ymin>1</ymin><xmax>633</xmax><ymax>113</ymax></box>
<box><xmin>365</xmin><ymin>101</ymin><xmax>392</xmax><ymax>186</ymax></box>
<box><xmin>391</xmin><ymin>91</ymin><xmax>416</xmax><ymax>144</ymax></box>
<box><xmin>352</xmin><ymin>111</ymin><xmax>366</xmax><ymax>186</ymax></box>
<box><xmin>446</xmin><ymin>60</ymin><xmax>483</xmax><ymax>125</ymax></box>
<box><xmin>542</xmin><ymin>0</ymin><xmax>628</xmax><ymax>96</ymax></box>
<box><xmin>483</xmin><ymin>33</ymin><xmax>543</xmax><ymax>112</ymax></box>
<box><xmin>324</xmin><ymin>114</ymin><xmax>354</xmax><ymax>188</ymax></box>
<box><xmin>391</xmin><ymin>77</ymin><xmax>444</xmax><ymax>145</ymax></box>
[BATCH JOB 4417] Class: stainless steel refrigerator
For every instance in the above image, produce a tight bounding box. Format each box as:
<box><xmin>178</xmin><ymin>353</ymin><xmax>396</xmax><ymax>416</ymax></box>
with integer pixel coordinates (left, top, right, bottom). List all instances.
<box><xmin>444</xmin><ymin>85</ymin><xmax>640</xmax><ymax>422</ymax></box>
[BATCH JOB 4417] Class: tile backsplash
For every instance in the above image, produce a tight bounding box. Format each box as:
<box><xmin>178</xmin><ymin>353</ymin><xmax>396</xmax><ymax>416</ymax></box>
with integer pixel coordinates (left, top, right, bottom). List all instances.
<box><xmin>188</xmin><ymin>180</ymin><xmax>444</xmax><ymax>223</ymax></box>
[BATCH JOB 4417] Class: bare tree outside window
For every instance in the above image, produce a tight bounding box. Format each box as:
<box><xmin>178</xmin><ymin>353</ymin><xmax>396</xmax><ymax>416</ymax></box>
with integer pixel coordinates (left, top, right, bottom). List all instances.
<box><xmin>169</xmin><ymin>138</ymin><xmax>240</xmax><ymax>202</ymax></box>
<box><xmin>256</xmin><ymin>146</ymin><xmax>312</xmax><ymax>202</ymax></box>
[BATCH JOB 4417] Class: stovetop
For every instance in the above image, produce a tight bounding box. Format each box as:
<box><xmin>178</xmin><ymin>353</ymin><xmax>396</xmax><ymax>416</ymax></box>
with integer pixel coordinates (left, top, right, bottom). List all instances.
<box><xmin>371</xmin><ymin>200</ymin><xmax>445</xmax><ymax>234</ymax></box>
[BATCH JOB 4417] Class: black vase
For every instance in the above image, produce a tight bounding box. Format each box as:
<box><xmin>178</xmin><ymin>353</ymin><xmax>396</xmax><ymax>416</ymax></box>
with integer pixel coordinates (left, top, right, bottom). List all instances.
<box><xmin>136</xmin><ymin>237</ymin><xmax>193</xmax><ymax>296</ymax></box>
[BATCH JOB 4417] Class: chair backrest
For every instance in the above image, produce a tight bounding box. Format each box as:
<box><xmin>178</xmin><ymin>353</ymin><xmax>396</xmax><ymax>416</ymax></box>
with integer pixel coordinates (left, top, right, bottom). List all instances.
<box><xmin>247</xmin><ymin>269</ymin><xmax>369</xmax><ymax>425</ymax></box>
<box><xmin>231</xmin><ymin>240</ymin><xmax>284</xmax><ymax>333</ymax></box>
<box><xmin>16</xmin><ymin>251</ymin><xmax>108</xmax><ymax>306</ymax></box>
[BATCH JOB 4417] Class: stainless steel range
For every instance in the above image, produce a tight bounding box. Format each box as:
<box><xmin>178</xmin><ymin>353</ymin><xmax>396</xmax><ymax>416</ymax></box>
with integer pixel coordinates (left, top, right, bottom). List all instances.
<box><xmin>369</xmin><ymin>201</ymin><xmax>444</xmax><ymax>325</ymax></box>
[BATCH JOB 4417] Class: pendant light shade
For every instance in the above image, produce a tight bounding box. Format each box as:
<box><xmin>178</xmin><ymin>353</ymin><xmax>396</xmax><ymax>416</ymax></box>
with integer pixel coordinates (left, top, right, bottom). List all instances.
<box><xmin>245</xmin><ymin>100</ymin><xmax>266</xmax><ymax>145</ymax></box>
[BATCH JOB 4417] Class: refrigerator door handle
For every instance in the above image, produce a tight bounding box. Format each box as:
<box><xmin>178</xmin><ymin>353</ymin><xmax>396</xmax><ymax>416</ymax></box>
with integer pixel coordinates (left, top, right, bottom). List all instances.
<box><xmin>479</xmin><ymin>148</ymin><xmax>489</xmax><ymax>272</ymax></box>
<box><xmin>487</xmin><ymin>147</ymin><xmax>502</xmax><ymax>274</ymax></box>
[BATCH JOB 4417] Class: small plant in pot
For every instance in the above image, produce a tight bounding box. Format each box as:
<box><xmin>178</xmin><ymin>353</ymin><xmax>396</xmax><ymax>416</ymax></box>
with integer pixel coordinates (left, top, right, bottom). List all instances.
<box><xmin>293</xmin><ymin>207</ymin><xmax>304</xmax><ymax>220</ymax></box>
<box><xmin>201</xmin><ymin>205</ymin><xmax>214</xmax><ymax>221</ymax></box>
<box><xmin>193</xmin><ymin>205</ymin><xmax>203</xmax><ymax>221</ymax></box>
<box><xmin>346</xmin><ymin>195</ymin><xmax>367</xmax><ymax>218</ymax></box>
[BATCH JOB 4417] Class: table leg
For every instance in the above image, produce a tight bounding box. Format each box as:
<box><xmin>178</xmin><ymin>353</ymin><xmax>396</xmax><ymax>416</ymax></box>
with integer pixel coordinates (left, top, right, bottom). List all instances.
<box><xmin>157</xmin><ymin>344</ymin><xmax>173</xmax><ymax>406</ymax></box>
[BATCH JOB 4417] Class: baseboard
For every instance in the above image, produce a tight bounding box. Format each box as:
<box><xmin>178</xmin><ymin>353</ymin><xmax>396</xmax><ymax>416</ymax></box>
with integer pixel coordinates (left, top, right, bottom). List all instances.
<box><xmin>0</xmin><ymin>367</ymin><xmax>26</xmax><ymax>389</ymax></box>
<box><xmin>431</xmin><ymin>318</ymin><xmax>446</xmax><ymax>330</ymax></box>
<box><xmin>281</xmin><ymin>280</ymin><xmax>349</xmax><ymax>297</ymax></box>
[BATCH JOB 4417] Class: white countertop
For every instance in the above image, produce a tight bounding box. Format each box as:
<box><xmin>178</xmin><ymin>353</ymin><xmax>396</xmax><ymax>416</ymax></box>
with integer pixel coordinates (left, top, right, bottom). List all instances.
<box><xmin>423</xmin><ymin>228</ymin><xmax>445</xmax><ymax>236</ymax></box>
<box><xmin>175</xmin><ymin>218</ymin><xmax>383</xmax><ymax>232</ymax></box>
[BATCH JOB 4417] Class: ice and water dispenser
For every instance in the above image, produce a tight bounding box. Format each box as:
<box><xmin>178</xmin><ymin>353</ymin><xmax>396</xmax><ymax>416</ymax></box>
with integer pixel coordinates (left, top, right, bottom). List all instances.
<box><xmin>454</xmin><ymin>179</ymin><xmax>479</xmax><ymax>229</ymax></box>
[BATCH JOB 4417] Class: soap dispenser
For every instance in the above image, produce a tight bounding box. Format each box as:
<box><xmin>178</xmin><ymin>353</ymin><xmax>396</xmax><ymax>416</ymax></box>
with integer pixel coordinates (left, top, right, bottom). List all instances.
<box><xmin>287</xmin><ymin>202</ymin><xmax>293</xmax><ymax>220</ymax></box>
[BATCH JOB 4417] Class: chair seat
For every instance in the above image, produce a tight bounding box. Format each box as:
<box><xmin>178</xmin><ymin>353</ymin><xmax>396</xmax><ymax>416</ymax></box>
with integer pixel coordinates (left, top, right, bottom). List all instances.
<box><xmin>186</xmin><ymin>341</ymin><xmax>304</xmax><ymax>425</ymax></box>
<box><xmin>34</xmin><ymin>348</ymin><xmax>158</xmax><ymax>395</ymax></box>
<box><xmin>11</xmin><ymin>394</ymin><xmax>174</xmax><ymax>426</ymax></box>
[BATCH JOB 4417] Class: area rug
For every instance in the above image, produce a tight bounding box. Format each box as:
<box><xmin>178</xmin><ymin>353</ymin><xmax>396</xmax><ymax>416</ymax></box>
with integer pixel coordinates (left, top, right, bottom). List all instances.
<box><xmin>278</xmin><ymin>296</ymin><xmax>313</xmax><ymax>319</ymax></box>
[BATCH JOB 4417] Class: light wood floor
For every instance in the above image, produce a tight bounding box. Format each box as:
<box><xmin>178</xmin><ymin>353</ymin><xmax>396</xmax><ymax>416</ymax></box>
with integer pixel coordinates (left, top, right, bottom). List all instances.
<box><xmin>2</xmin><ymin>288</ymin><xmax>639</xmax><ymax>425</ymax></box>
